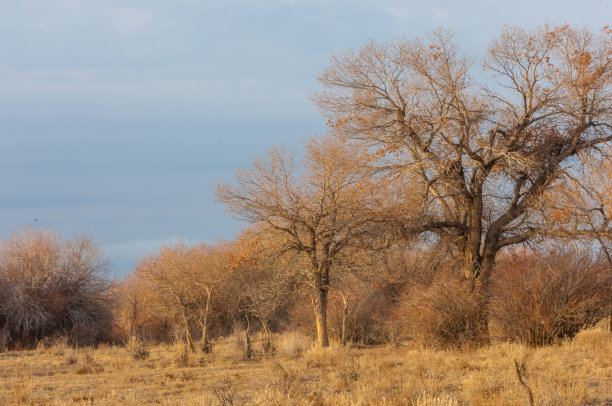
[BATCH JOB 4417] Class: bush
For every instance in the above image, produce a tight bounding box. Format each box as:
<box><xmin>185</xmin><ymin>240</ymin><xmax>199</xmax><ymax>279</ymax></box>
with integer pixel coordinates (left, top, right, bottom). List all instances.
<box><xmin>276</xmin><ymin>331</ymin><xmax>312</xmax><ymax>359</ymax></box>
<box><xmin>490</xmin><ymin>250</ymin><xmax>611</xmax><ymax>346</ymax></box>
<box><xmin>327</xmin><ymin>283</ymin><xmax>402</xmax><ymax>345</ymax></box>
<box><xmin>113</xmin><ymin>274</ymin><xmax>172</xmax><ymax>344</ymax></box>
<box><xmin>124</xmin><ymin>335</ymin><xmax>150</xmax><ymax>360</ymax></box>
<box><xmin>0</xmin><ymin>228</ymin><xmax>114</xmax><ymax>349</ymax></box>
<box><xmin>396</xmin><ymin>273</ymin><xmax>488</xmax><ymax>349</ymax></box>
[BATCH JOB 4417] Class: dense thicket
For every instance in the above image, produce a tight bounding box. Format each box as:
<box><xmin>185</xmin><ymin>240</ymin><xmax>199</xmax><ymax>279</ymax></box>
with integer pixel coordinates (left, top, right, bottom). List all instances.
<box><xmin>2</xmin><ymin>227</ymin><xmax>608</xmax><ymax>351</ymax></box>
<box><xmin>490</xmin><ymin>250</ymin><xmax>611</xmax><ymax>346</ymax></box>
<box><xmin>0</xmin><ymin>229</ymin><xmax>114</xmax><ymax>349</ymax></box>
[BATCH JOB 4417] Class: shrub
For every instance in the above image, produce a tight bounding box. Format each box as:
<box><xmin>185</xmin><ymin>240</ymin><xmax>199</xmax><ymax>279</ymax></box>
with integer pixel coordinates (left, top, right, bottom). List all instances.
<box><xmin>396</xmin><ymin>273</ymin><xmax>488</xmax><ymax>349</ymax></box>
<box><xmin>490</xmin><ymin>250</ymin><xmax>611</xmax><ymax>346</ymax></box>
<box><xmin>124</xmin><ymin>335</ymin><xmax>150</xmax><ymax>360</ymax></box>
<box><xmin>276</xmin><ymin>331</ymin><xmax>312</xmax><ymax>359</ymax></box>
<box><xmin>0</xmin><ymin>228</ymin><xmax>115</xmax><ymax>348</ymax></box>
<box><xmin>334</xmin><ymin>244</ymin><xmax>450</xmax><ymax>346</ymax></box>
<box><xmin>113</xmin><ymin>273</ymin><xmax>173</xmax><ymax>344</ymax></box>
<box><xmin>173</xmin><ymin>342</ymin><xmax>190</xmax><ymax>367</ymax></box>
<box><xmin>64</xmin><ymin>348</ymin><xmax>79</xmax><ymax>365</ymax></box>
<box><xmin>73</xmin><ymin>351</ymin><xmax>104</xmax><ymax>374</ymax></box>
<box><xmin>326</xmin><ymin>282</ymin><xmax>402</xmax><ymax>345</ymax></box>
<box><xmin>272</xmin><ymin>361</ymin><xmax>309</xmax><ymax>400</ymax></box>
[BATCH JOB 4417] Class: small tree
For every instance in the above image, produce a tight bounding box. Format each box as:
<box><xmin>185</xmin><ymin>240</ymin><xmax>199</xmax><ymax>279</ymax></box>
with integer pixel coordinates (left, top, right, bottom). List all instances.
<box><xmin>239</xmin><ymin>257</ymin><xmax>299</xmax><ymax>351</ymax></box>
<box><xmin>136</xmin><ymin>243</ymin><xmax>201</xmax><ymax>352</ymax></box>
<box><xmin>189</xmin><ymin>243</ymin><xmax>241</xmax><ymax>353</ymax></box>
<box><xmin>218</xmin><ymin>137</ymin><xmax>395</xmax><ymax>347</ymax></box>
<box><xmin>115</xmin><ymin>273</ymin><xmax>170</xmax><ymax>341</ymax></box>
<box><xmin>136</xmin><ymin>242</ymin><xmax>238</xmax><ymax>352</ymax></box>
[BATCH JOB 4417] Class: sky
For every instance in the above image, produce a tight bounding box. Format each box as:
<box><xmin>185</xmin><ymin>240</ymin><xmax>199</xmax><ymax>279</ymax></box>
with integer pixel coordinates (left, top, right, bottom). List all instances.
<box><xmin>0</xmin><ymin>0</ymin><xmax>610</xmax><ymax>276</ymax></box>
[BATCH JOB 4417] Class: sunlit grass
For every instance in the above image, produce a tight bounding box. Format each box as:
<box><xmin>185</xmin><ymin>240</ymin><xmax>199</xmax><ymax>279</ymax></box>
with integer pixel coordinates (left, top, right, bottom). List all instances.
<box><xmin>0</xmin><ymin>323</ymin><xmax>610</xmax><ymax>405</ymax></box>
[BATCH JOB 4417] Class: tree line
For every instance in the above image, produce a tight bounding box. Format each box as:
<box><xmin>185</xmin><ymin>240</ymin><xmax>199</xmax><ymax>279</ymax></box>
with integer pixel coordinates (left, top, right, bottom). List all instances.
<box><xmin>1</xmin><ymin>23</ymin><xmax>610</xmax><ymax>351</ymax></box>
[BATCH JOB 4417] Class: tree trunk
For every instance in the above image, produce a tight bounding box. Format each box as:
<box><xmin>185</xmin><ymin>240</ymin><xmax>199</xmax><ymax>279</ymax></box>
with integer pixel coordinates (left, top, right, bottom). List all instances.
<box><xmin>243</xmin><ymin>314</ymin><xmax>252</xmax><ymax>359</ymax></box>
<box><xmin>130</xmin><ymin>299</ymin><xmax>139</xmax><ymax>337</ymax></box>
<box><xmin>181</xmin><ymin>306</ymin><xmax>195</xmax><ymax>352</ymax></box>
<box><xmin>341</xmin><ymin>293</ymin><xmax>348</xmax><ymax>347</ymax></box>
<box><xmin>460</xmin><ymin>250</ymin><xmax>495</xmax><ymax>346</ymax></box>
<box><xmin>200</xmin><ymin>288</ymin><xmax>212</xmax><ymax>353</ymax></box>
<box><xmin>258</xmin><ymin>316</ymin><xmax>273</xmax><ymax>353</ymax></box>
<box><xmin>313</xmin><ymin>286</ymin><xmax>329</xmax><ymax>347</ymax></box>
<box><xmin>473</xmin><ymin>254</ymin><xmax>495</xmax><ymax>344</ymax></box>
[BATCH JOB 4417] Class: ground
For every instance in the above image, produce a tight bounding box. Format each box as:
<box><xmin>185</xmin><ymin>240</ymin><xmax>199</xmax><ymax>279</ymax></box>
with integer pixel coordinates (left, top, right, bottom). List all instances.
<box><xmin>1</xmin><ymin>325</ymin><xmax>611</xmax><ymax>405</ymax></box>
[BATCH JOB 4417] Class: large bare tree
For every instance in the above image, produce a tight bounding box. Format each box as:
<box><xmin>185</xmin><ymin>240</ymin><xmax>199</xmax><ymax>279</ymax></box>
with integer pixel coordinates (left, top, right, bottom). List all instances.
<box><xmin>314</xmin><ymin>25</ymin><xmax>612</xmax><ymax>299</ymax></box>
<box><xmin>217</xmin><ymin>137</ymin><xmax>395</xmax><ymax>347</ymax></box>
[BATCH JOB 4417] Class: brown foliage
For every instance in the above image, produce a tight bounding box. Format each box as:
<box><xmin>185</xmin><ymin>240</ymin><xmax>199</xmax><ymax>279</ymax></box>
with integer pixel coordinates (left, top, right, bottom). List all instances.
<box><xmin>0</xmin><ymin>228</ymin><xmax>114</xmax><ymax>349</ymax></box>
<box><xmin>328</xmin><ymin>283</ymin><xmax>399</xmax><ymax>345</ymax></box>
<box><xmin>490</xmin><ymin>250</ymin><xmax>611</xmax><ymax>346</ymax></box>
<box><xmin>396</xmin><ymin>271</ymin><xmax>489</xmax><ymax>349</ymax></box>
<box><xmin>135</xmin><ymin>241</ymin><xmax>238</xmax><ymax>352</ymax></box>
<box><xmin>114</xmin><ymin>274</ymin><xmax>170</xmax><ymax>343</ymax></box>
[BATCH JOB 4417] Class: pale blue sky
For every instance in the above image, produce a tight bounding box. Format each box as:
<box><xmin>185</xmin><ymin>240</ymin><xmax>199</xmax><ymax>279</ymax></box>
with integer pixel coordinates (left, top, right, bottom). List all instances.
<box><xmin>1</xmin><ymin>0</ymin><xmax>609</xmax><ymax>274</ymax></box>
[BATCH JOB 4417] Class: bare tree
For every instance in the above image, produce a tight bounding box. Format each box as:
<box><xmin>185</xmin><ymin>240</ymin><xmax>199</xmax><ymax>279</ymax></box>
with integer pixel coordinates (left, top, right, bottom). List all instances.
<box><xmin>136</xmin><ymin>243</ymin><xmax>201</xmax><ymax>352</ymax></box>
<box><xmin>314</xmin><ymin>25</ymin><xmax>612</xmax><ymax>329</ymax></box>
<box><xmin>189</xmin><ymin>243</ymin><xmax>241</xmax><ymax>353</ymax></box>
<box><xmin>115</xmin><ymin>273</ymin><xmax>170</xmax><ymax>341</ymax></box>
<box><xmin>136</xmin><ymin>242</ymin><xmax>239</xmax><ymax>352</ymax></box>
<box><xmin>217</xmin><ymin>137</ymin><xmax>394</xmax><ymax>347</ymax></box>
<box><xmin>239</xmin><ymin>256</ymin><xmax>299</xmax><ymax>351</ymax></box>
<box><xmin>117</xmin><ymin>274</ymin><xmax>146</xmax><ymax>338</ymax></box>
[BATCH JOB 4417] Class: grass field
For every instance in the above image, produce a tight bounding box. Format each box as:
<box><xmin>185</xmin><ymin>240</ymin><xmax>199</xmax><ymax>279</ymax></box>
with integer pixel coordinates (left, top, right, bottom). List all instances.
<box><xmin>1</xmin><ymin>325</ymin><xmax>610</xmax><ymax>406</ymax></box>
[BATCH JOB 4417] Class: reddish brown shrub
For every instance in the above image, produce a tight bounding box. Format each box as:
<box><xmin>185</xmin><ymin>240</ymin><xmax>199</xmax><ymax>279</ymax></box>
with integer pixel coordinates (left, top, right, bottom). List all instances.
<box><xmin>490</xmin><ymin>250</ymin><xmax>611</xmax><ymax>346</ymax></box>
<box><xmin>327</xmin><ymin>283</ymin><xmax>402</xmax><ymax>345</ymax></box>
<box><xmin>396</xmin><ymin>273</ymin><xmax>488</xmax><ymax>349</ymax></box>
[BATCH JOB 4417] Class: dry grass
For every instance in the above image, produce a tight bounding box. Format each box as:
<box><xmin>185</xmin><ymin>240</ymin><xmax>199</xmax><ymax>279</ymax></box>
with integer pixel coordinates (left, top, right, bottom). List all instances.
<box><xmin>0</xmin><ymin>324</ymin><xmax>610</xmax><ymax>405</ymax></box>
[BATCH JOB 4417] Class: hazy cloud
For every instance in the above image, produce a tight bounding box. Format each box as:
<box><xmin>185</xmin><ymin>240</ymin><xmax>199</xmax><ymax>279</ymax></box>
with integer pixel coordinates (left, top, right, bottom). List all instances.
<box><xmin>109</xmin><ymin>7</ymin><xmax>153</xmax><ymax>36</ymax></box>
<box><xmin>432</xmin><ymin>8</ymin><xmax>448</xmax><ymax>23</ymax></box>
